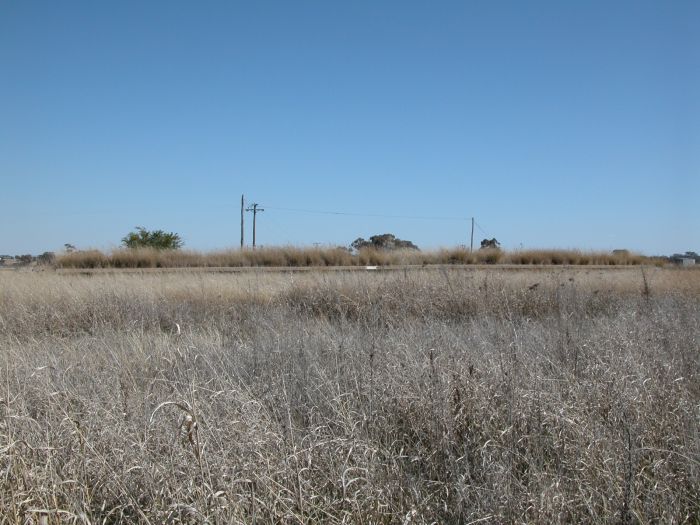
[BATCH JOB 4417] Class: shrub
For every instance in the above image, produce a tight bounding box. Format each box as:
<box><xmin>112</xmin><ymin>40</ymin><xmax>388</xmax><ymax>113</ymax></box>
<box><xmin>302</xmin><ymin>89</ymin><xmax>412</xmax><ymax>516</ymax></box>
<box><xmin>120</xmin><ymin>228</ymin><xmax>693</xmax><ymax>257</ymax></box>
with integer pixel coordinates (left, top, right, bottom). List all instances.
<box><xmin>36</xmin><ymin>252</ymin><xmax>56</xmax><ymax>265</ymax></box>
<box><xmin>121</xmin><ymin>226</ymin><xmax>183</xmax><ymax>250</ymax></box>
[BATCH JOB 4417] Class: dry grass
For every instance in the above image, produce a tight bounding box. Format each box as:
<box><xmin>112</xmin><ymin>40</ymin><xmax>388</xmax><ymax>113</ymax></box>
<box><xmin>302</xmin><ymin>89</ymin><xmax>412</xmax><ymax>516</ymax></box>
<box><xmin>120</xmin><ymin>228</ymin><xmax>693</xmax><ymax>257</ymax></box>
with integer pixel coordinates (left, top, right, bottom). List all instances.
<box><xmin>54</xmin><ymin>246</ymin><xmax>657</xmax><ymax>269</ymax></box>
<box><xmin>0</xmin><ymin>266</ymin><xmax>698</xmax><ymax>523</ymax></box>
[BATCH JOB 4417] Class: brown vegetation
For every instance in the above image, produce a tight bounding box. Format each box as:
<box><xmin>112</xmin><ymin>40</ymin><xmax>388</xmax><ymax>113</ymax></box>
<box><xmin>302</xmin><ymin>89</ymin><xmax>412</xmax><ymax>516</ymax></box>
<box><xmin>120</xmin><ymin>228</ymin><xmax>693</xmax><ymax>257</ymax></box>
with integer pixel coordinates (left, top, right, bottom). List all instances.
<box><xmin>54</xmin><ymin>246</ymin><xmax>657</xmax><ymax>269</ymax></box>
<box><xmin>0</xmin><ymin>267</ymin><xmax>698</xmax><ymax>523</ymax></box>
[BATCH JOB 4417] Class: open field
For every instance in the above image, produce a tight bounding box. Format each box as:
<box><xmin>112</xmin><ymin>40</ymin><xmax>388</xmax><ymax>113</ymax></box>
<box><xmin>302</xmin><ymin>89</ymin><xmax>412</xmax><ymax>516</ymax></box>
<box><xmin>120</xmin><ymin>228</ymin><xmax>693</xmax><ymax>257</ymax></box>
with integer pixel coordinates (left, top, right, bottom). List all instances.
<box><xmin>1</xmin><ymin>266</ymin><xmax>698</xmax><ymax>523</ymax></box>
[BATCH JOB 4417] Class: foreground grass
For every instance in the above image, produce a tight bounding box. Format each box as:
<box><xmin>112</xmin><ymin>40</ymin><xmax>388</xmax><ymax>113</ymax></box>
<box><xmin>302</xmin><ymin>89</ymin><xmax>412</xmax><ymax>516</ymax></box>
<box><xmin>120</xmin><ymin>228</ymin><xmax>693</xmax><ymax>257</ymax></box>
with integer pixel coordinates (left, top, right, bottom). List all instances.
<box><xmin>53</xmin><ymin>246</ymin><xmax>655</xmax><ymax>269</ymax></box>
<box><xmin>0</xmin><ymin>267</ymin><xmax>698</xmax><ymax>523</ymax></box>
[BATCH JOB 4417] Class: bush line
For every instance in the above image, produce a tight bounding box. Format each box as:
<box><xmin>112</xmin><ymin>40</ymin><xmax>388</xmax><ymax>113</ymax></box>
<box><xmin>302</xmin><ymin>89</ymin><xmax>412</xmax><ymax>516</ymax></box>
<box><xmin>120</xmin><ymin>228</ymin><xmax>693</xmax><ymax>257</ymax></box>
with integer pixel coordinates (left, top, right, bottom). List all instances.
<box><xmin>54</xmin><ymin>246</ymin><xmax>658</xmax><ymax>269</ymax></box>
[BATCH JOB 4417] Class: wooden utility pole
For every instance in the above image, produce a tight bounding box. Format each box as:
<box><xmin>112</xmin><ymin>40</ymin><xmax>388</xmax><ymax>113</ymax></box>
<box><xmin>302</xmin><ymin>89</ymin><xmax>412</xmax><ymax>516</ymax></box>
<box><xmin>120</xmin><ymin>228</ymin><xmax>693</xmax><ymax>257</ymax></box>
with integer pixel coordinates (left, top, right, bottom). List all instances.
<box><xmin>470</xmin><ymin>217</ymin><xmax>475</xmax><ymax>253</ymax></box>
<box><xmin>245</xmin><ymin>203</ymin><xmax>264</xmax><ymax>248</ymax></box>
<box><xmin>240</xmin><ymin>195</ymin><xmax>245</xmax><ymax>248</ymax></box>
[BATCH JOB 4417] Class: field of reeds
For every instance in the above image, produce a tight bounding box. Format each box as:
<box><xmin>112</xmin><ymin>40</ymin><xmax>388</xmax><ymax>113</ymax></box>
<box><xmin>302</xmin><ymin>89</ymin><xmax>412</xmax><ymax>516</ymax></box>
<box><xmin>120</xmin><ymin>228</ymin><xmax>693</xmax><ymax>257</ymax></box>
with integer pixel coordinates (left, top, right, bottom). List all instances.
<box><xmin>1</xmin><ymin>266</ymin><xmax>698</xmax><ymax>523</ymax></box>
<box><xmin>53</xmin><ymin>246</ymin><xmax>656</xmax><ymax>269</ymax></box>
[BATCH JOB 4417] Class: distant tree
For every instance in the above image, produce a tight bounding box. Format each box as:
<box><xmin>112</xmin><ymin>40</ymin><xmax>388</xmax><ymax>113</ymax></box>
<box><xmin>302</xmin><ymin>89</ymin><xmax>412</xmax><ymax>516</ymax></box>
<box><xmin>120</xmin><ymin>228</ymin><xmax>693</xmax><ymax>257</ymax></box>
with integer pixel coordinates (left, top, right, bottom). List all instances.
<box><xmin>36</xmin><ymin>252</ymin><xmax>56</xmax><ymax>265</ymax></box>
<box><xmin>351</xmin><ymin>233</ymin><xmax>419</xmax><ymax>251</ymax></box>
<box><xmin>16</xmin><ymin>254</ymin><xmax>34</xmax><ymax>265</ymax></box>
<box><xmin>121</xmin><ymin>227</ymin><xmax>183</xmax><ymax>250</ymax></box>
<box><xmin>351</xmin><ymin>238</ymin><xmax>368</xmax><ymax>251</ymax></box>
<box><xmin>480</xmin><ymin>238</ymin><xmax>501</xmax><ymax>249</ymax></box>
<box><xmin>64</xmin><ymin>243</ymin><xmax>77</xmax><ymax>253</ymax></box>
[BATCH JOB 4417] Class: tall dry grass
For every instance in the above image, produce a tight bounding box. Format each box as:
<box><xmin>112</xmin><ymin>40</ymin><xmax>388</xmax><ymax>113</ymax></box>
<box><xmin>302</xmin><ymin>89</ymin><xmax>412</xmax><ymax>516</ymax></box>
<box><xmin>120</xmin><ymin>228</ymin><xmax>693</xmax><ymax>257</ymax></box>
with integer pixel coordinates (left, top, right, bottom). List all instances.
<box><xmin>0</xmin><ymin>267</ymin><xmax>698</xmax><ymax>523</ymax></box>
<box><xmin>54</xmin><ymin>246</ymin><xmax>656</xmax><ymax>269</ymax></box>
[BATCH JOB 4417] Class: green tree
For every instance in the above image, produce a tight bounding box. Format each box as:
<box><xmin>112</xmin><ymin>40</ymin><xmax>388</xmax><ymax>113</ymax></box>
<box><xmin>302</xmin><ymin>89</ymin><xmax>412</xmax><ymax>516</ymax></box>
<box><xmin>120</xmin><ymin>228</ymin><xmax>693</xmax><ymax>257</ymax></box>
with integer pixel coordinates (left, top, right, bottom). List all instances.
<box><xmin>121</xmin><ymin>227</ymin><xmax>183</xmax><ymax>250</ymax></box>
<box><xmin>480</xmin><ymin>238</ymin><xmax>500</xmax><ymax>249</ymax></box>
<box><xmin>351</xmin><ymin>233</ymin><xmax>419</xmax><ymax>251</ymax></box>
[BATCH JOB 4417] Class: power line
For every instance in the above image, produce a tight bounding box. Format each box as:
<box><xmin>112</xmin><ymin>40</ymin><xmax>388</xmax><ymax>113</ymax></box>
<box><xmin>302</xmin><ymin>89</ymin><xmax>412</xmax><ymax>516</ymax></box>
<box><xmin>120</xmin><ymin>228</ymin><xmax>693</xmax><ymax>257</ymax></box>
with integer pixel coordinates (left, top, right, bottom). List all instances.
<box><xmin>263</xmin><ymin>205</ymin><xmax>469</xmax><ymax>222</ymax></box>
<box><xmin>263</xmin><ymin>214</ymin><xmax>297</xmax><ymax>245</ymax></box>
<box><xmin>475</xmin><ymin>221</ymin><xmax>488</xmax><ymax>236</ymax></box>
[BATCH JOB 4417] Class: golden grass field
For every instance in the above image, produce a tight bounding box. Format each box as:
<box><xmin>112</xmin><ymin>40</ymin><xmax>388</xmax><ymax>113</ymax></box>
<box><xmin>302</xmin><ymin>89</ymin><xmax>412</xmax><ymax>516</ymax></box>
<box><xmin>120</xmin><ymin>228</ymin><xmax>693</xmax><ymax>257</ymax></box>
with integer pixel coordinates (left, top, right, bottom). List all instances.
<box><xmin>0</xmin><ymin>265</ymin><xmax>698</xmax><ymax>523</ymax></box>
<box><xmin>53</xmin><ymin>246</ymin><xmax>656</xmax><ymax>269</ymax></box>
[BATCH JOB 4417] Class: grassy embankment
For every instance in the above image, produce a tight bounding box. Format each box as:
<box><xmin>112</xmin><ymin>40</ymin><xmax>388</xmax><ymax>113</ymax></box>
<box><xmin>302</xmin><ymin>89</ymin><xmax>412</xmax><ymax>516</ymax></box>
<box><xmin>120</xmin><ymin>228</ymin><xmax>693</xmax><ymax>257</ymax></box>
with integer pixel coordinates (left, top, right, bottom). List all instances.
<box><xmin>0</xmin><ymin>266</ymin><xmax>698</xmax><ymax>523</ymax></box>
<box><xmin>53</xmin><ymin>246</ymin><xmax>657</xmax><ymax>269</ymax></box>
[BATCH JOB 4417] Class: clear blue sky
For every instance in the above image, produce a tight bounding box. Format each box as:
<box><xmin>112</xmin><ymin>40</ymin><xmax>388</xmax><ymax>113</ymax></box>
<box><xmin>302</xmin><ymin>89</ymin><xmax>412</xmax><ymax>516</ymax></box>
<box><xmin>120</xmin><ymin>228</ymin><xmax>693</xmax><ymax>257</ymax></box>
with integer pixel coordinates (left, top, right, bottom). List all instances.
<box><xmin>1</xmin><ymin>1</ymin><xmax>698</xmax><ymax>255</ymax></box>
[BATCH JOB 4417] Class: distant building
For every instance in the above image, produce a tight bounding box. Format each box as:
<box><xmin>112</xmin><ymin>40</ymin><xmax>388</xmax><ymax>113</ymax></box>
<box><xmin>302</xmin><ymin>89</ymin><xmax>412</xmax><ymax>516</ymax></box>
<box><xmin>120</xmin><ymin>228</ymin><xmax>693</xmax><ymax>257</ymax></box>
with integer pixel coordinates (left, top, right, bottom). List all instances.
<box><xmin>670</xmin><ymin>252</ymin><xmax>699</xmax><ymax>266</ymax></box>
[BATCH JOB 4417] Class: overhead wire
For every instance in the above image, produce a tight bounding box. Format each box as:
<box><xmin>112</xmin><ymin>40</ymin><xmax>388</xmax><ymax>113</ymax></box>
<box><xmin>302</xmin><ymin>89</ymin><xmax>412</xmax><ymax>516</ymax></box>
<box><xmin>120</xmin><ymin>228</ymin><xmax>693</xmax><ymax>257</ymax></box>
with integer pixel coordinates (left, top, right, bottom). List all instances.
<box><xmin>263</xmin><ymin>205</ymin><xmax>469</xmax><ymax>222</ymax></box>
<box><xmin>261</xmin><ymin>213</ymin><xmax>297</xmax><ymax>245</ymax></box>
<box><xmin>474</xmin><ymin>220</ymin><xmax>489</xmax><ymax>236</ymax></box>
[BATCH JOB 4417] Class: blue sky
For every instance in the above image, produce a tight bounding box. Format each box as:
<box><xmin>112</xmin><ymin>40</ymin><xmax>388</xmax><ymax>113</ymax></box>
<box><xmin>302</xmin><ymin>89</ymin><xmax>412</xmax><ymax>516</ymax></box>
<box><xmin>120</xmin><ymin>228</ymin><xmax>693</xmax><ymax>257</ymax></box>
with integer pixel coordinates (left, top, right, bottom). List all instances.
<box><xmin>1</xmin><ymin>1</ymin><xmax>698</xmax><ymax>255</ymax></box>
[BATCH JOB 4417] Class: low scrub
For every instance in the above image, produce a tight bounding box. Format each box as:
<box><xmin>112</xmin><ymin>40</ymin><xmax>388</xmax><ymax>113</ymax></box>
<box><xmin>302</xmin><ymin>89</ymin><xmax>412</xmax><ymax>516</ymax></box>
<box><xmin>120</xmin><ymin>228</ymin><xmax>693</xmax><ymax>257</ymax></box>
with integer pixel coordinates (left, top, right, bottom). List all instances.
<box><xmin>54</xmin><ymin>246</ymin><xmax>657</xmax><ymax>269</ymax></box>
<box><xmin>503</xmin><ymin>249</ymin><xmax>648</xmax><ymax>266</ymax></box>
